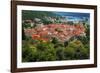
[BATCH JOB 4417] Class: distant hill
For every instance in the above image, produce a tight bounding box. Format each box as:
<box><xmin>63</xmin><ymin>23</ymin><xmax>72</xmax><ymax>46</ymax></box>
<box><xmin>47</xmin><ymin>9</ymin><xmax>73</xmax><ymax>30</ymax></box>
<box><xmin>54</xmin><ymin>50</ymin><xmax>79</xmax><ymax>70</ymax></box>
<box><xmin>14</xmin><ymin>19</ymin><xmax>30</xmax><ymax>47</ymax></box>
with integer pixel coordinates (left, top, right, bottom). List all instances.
<box><xmin>22</xmin><ymin>10</ymin><xmax>60</xmax><ymax>20</ymax></box>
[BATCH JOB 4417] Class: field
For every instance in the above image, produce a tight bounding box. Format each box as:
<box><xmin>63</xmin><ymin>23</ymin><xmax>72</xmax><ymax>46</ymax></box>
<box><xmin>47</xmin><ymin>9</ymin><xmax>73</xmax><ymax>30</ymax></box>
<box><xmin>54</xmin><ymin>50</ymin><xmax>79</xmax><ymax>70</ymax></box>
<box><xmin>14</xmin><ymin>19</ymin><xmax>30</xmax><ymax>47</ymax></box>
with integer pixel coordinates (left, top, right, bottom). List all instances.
<box><xmin>22</xmin><ymin>10</ymin><xmax>90</xmax><ymax>62</ymax></box>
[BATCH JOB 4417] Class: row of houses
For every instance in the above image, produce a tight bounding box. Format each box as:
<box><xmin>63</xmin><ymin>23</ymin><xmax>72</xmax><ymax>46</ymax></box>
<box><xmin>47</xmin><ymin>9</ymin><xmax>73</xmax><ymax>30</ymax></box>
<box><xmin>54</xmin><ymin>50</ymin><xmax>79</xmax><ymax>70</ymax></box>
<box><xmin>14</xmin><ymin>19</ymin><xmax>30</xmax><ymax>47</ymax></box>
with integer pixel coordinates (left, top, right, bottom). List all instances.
<box><xmin>24</xmin><ymin>23</ymin><xmax>86</xmax><ymax>42</ymax></box>
<box><xmin>44</xmin><ymin>16</ymin><xmax>68</xmax><ymax>24</ymax></box>
<box><xmin>22</xmin><ymin>16</ymin><xmax>89</xmax><ymax>29</ymax></box>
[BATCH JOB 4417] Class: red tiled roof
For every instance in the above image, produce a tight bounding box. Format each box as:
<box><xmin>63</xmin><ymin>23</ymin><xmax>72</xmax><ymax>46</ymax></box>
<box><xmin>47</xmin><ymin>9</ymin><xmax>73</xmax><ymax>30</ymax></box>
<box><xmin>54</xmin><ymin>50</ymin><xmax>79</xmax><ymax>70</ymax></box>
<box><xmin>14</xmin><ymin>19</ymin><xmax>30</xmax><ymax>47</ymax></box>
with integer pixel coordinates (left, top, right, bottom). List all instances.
<box><xmin>24</xmin><ymin>24</ymin><xmax>85</xmax><ymax>42</ymax></box>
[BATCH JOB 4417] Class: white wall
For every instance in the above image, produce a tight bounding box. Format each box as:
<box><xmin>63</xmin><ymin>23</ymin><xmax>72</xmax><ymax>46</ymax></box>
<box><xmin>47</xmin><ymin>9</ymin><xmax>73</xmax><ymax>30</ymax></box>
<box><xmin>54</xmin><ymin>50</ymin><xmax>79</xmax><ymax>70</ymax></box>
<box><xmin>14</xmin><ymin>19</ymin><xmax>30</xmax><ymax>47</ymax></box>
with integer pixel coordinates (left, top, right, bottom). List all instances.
<box><xmin>0</xmin><ymin>0</ymin><xmax>99</xmax><ymax>73</ymax></box>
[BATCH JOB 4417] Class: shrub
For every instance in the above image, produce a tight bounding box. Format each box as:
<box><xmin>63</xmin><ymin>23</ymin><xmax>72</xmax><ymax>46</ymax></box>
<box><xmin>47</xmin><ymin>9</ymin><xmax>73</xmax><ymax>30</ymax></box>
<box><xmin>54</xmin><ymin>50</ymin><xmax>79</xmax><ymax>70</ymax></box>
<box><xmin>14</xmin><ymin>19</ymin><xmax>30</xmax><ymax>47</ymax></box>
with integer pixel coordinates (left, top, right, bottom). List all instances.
<box><xmin>56</xmin><ymin>47</ymin><xmax>65</xmax><ymax>60</ymax></box>
<box><xmin>36</xmin><ymin>42</ymin><xmax>56</xmax><ymax>61</ymax></box>
<box><xmin>64</xmin><ymin>40</ymin><xmax>89</xmax><ymax>60</ymax></box>
<box><xmin>22</xmin><ymin>43</ymin><xmax>38</xmax><ymax>62</ymax></box>
<box><xmin>51</xmin><ymin>37</ymin><xmax>59</xmax><ymax>44</ymax></box>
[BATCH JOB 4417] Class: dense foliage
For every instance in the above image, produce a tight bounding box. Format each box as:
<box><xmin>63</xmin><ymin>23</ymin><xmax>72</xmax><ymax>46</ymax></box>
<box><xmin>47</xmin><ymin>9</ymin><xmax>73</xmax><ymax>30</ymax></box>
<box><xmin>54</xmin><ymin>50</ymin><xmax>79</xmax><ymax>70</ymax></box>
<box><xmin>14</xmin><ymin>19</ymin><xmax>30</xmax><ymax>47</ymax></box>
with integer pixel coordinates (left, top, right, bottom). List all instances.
<box><xmin>22</xmin><ymin>36</ymin><xmax>89</xmax><ymax>62</ymax></box>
